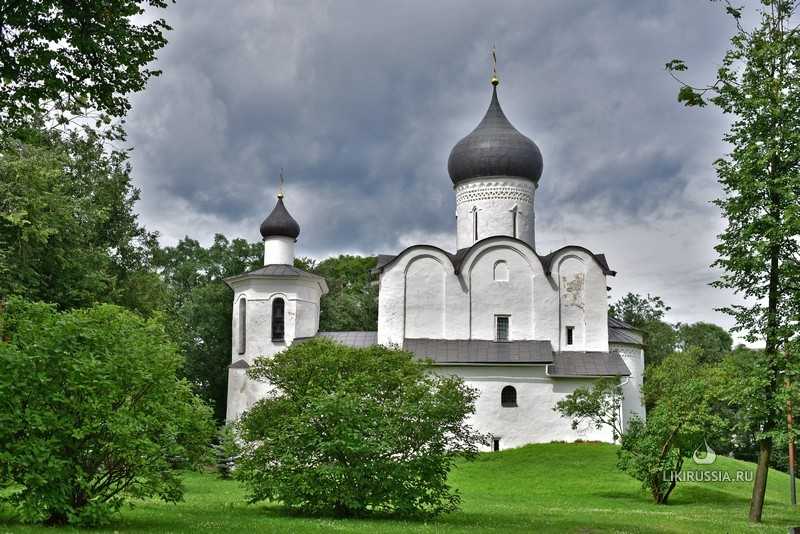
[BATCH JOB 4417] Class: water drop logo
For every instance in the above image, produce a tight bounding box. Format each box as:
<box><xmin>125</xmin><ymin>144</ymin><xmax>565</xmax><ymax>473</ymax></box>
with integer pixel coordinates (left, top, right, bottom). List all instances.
<box><xmin>692</xmin><ymin>439</ymin><xmax>717</xmax><ymax>465</ymax></box>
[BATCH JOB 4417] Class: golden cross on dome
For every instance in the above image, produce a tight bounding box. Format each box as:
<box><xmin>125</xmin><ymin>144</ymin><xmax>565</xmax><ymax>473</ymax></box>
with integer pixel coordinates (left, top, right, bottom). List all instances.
<box><xmin>490</xmin><ymin>44</ymin><xmax>499</xmax><ymax>86</ymax></box>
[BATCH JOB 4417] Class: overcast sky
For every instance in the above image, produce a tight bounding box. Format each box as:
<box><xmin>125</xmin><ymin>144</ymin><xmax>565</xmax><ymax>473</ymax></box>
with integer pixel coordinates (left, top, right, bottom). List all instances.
<box><xmin>126</xmin><ymin>0</ymin><xmax>755</xmax><ymax>339</ymax></box>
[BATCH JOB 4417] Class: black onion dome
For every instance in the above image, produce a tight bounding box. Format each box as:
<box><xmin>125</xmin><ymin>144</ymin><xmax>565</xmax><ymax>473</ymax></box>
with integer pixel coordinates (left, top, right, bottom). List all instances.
<box><xmin>259</xmin><ymin>196</ymin><xmax>300</xmax><ymax>239</ymax></box>
<box><xmin>447</xmin><ymin>86</ymin><xmax>543</xmax><ymax>184</ymax></box>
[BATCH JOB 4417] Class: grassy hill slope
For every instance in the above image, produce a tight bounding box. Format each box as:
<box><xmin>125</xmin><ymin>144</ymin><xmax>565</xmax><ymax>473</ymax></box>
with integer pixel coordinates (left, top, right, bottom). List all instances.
<box><xmin>1</xmin><ymin>442</ymin><xmax>797</xmax><ymax>533</ymax></box>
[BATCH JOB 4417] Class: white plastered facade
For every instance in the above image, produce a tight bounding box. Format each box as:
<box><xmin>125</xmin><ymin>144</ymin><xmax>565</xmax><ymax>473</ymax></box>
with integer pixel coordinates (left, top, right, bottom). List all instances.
<box><xmin>376</xmin><ymin>232</ymin><xmax>635</xmax><ymax>448</ymax></box>
<box><xmin>225</xmin><ymin>271</ymin><xmax>326</xmax><ymax>421</ymax></box>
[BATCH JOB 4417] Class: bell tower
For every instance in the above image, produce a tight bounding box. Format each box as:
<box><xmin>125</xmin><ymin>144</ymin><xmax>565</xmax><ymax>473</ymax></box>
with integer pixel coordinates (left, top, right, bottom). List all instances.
<box><xmin>224</xmin><ymin>183</ymin><xmax>328</xmax><ymax>421</ymax></box>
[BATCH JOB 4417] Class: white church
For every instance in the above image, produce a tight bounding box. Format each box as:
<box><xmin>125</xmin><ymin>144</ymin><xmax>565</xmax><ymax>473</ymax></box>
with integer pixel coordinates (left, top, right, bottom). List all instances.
<box><xmin>225</xmin><ymin>76</ymin><xmax>646</xmax><ymax>450</ymax></box>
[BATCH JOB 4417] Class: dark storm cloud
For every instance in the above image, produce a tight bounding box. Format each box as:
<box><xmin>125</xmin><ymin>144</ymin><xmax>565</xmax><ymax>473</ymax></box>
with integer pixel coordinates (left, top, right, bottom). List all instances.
<box><xmin>127</xmin><ymin>0</ymin><xmax>752</xmax><ymax>331</ymax></box>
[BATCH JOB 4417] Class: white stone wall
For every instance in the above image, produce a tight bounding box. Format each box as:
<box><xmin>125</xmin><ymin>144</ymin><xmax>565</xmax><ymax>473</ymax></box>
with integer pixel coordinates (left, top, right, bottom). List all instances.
<box><xmin>378</xmin><ymin>239</ymin><xmax>609</xmax><ymax>351</ymax></box>
<box><xmin>611</xmin><ymin>342</ymin><xmax>646</xmax><ymax>429</ymax></box>
<box><xmin>455</xmin><ymin>177</ymin><xmax>536</xmax><ymax>249</ymax></box>
<box><xmin>264</xmin><ymin>236</ymin><xmax>296</xmax><ymax>265</ymax></box>
<box><xmin>226</xmin><ymin>275</ymin><xmax>323</xmax><ymax>421</ymax></box>
<box><xmin>434</xmin><ymin>365</ymin><xmax>616</xmax><ymax>449</ymax></box>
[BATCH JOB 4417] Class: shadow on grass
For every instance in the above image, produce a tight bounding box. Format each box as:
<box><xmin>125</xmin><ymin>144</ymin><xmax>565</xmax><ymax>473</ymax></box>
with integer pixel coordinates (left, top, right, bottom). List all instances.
<box><xmin>593</xmin><ymin>484</ymin><xmax>748</xmax><ymax>508</ymax></box>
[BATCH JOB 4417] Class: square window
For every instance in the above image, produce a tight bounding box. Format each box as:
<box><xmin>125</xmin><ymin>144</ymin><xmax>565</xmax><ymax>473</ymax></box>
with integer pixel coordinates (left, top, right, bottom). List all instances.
<box><xmin>495</xmin><ymin>316</ymin><xmax>509</xmax><ymax>342</ymax></box>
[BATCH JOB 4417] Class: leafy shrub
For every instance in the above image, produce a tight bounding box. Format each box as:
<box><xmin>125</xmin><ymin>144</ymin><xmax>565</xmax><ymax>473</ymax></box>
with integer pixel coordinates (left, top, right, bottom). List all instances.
<box><xmin>617</xmin><ymin>415</ymin><xmax>686</xmax><ymax>504</ymax></box>
<box><xmin>236</xmin><ymin>339</ymin><xmax>485</xmax><ymax>517</ymax></box>
<box><xmin>617</xmin><ymin>350</ymin><xmax>724</xmax><ymax>503</ymax></box>
<box><xmin>0</xmin><ymin>299</ymin><xmax>215</xmax><ymax>526</ymax></box>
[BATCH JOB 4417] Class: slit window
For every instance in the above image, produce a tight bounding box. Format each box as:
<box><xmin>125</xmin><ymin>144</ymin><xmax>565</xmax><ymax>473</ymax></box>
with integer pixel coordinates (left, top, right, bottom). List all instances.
<box><xmin>511</xmin><ymin>206</ymin><xmax>518</xmax><ymax>239</ymax></box>
<box><xmin>566</xmin><ymin>326</ymin><xmax>574</xmax><ymax>346</ymax></box>
<box><xmin>495</xmin><ymin>315</ymin><xmax>509</xmax><ymax>342</ymax></box>
<box><xmin>501</xmin><ymin>386</ymin><xmax>517</xmax><ymax>407</ymax></box>
<box><xmin>237</xmin><ymin>297</ymin><xmax>246</xmax><ymax>354</ymax></box>
<box><xmin>473</xmin><ymin>208</ymin><xmax>478</xmax><ymax>242</ymax></box>
<box><xmin>493</xmin><ymin>438</ymin><xmax>501</xmax><ymax>452</ymax></box>
<box><xmin>272</xmin><ymin>298</ymin><xmax>285</xmax><ymax>341</ymax></box>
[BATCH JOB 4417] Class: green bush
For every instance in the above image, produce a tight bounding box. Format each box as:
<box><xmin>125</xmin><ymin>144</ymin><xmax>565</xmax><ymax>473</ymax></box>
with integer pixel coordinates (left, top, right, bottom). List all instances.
<box><xmin>616</xmin><ymin>350</ymin><xmax>724</xmax><ymax>504</ymax></box>
<box><xmin>0</xmin><ymin>298</ymin><xmax>215</xmax><ymax>526</ymax></box>
<box><xmin>236</xmin><ymin>339</ymin><xmax>485</xmax><ymax>517</ymax></box>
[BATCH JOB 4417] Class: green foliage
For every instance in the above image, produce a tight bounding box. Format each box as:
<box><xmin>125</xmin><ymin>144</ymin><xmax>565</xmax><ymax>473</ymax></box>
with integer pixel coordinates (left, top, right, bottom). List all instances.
<box><xmin>668</xmin><ymin>1</ymin><xmax>800</xmax><ymax>520</ymax></box>
<box><xmin>609</xmin><ymin>292</ymin><xmax>677</xmax><ymax>366</ymax></box>
<box><xmin>609</xmin><ymin>292</ymin><xmax>669</xmax><ymax>326</ymax></box>
<box><xmin>617</xmin><ymin>416</ymin><xmax>685</xmax><ymax>504</ymax></box>
<box><xmin>0</xmin><ymin>0</ymin><xmax>173</xmax><ymax>136</ymax></box>
<box><xmin>0</xmin><ymin>298</ymin><xmax>214</xmax><ymax>526</ymax></box>
<box><xmin>212</xmin><ymin>424</ymin><xmax>241</xmax><ymax>480</ymax></box>
<box><xmin>312</xmin><ymin>255</ymin><xmax>378</xmax><ymax>331</ymax></box>
<box><xmin>155</xmin><ymin>235</ymin><xmax>262</xmax><ymax>422</ymax></box>
<box><xmin>236</xmin><ymin>339</ymin><xmax>485</xmax><ymax>518</ymax></box>
<box><xmin>617</xmin><ymin>350</ymin><xmax>724</xmax><ymax>504</ymax></box>
<box><xmin>0</xmin><ymin>126</ymin><xmax>164</xmax><ymax>314</ymax></box>
<box><xmin>676</xmin><ymin>322</ymin><xmax>733</xmax><ymax>364</ymax></box>
<box><xmin>554</xmin><ymin>378</ymin><xmax>624</xmax><ymax>440</ymax></box>
<box><xmin>155</xmin><ymin>244</ymin><xmax>379</xmax><ymax>421</ymax></box>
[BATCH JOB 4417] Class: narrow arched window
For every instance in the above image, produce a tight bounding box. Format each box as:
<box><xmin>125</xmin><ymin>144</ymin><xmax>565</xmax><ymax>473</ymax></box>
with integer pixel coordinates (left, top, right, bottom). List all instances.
<box><xmin>238</xmin><ymin>297</ymin><xmax>246</xmax><ymax>354</ymax></box>
<box><xmin>472</xmin><ymin>207</ymin><xmax>478</xmax><ymax>242</ymax></box>
<box><xmin>511</xmin><ymin>206</ymin><xmax>518</xmax><ymax>239</ymax></box>
<box><xmin>493</xmin><ymin>260</ymin><xmax>509</xmax><ymax>282</ymax></box>
<box><xmin>272</xmin><ymin>298</ymin><xmax>285</xmax><ymax>341</ymax></box>
<box><xmin>501</xmin><ymin>386</ymin><xmax>517</xmax><ymax>407</ymax></box>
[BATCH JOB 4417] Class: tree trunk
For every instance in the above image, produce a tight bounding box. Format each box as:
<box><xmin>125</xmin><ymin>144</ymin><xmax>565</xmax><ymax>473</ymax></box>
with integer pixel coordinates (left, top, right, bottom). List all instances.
<box><xmin>749</xmin><ymin>436</ymin><xmax>772</xmax><ymax>522</ymax></box>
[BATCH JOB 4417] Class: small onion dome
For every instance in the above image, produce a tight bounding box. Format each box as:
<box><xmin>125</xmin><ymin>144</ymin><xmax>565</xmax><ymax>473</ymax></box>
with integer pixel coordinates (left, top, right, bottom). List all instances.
<box><xmin>447</xmin><ymin>86</ymin><xmax>543</xmax><ymax>185</ymax></box>
<box><xmin>259</xmin><ymin>195</ymin><xmax>300</xmax><ymax>239</ymax></box>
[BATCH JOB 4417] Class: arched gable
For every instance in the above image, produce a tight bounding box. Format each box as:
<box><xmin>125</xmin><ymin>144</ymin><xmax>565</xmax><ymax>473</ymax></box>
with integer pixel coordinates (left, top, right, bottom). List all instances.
<box><xmin>457</xmin><ymin>236</ymin><xmax>546</xmax><ymax>279</ymax></box>
<box><xmin>462</xmin><ymin>239</ymin><xmax>542</xmax><ymax>341</ymax></box>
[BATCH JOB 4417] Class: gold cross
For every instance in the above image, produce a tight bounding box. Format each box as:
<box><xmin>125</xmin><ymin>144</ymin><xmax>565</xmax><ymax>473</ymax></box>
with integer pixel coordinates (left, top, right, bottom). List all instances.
<box><xmin>491</xmin><ymin>45</ymin><xmax>499</xmax><ymax>86</ymax></box>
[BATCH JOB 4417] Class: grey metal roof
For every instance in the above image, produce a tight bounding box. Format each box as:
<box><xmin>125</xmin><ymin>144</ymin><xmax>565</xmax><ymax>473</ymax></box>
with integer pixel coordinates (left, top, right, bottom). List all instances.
<box><xmin>294</xmin><ymin>331</ymin><xmax>379</xmax><ymax>348</ymax></box>
<box><xmin>317</xmin><ymin>331</ymin><xmax>378</xmax><ymax>348</ymax></box>
<box><xmin>403</xmin><ymin>338</ymin><xmax>554</xmax><ymax>364</ymax></box>
<box><xmin>225</xmin><ymin>263</ymin><xmax>328</xmax><ymax>293</ymax></box>
<box><xmin>607</xmin><ymin>316</ymin><xmax>644</xmax><ymax>346</ymax></box>
<box><xmin>375</xmin><ymin>254</ymin><xmax>396</xmax><ymax>271</ymax></box>
<box><xmin>608</xmin><ymin>316</ymin><xmax>642</xmax><ymax>331</ymax></box>
<box><xmin>229</xmin><ymin>359</ymin><xmax>250</xmax><ymax>369</ymax></box>
<box><xmin>448</xmin><ymin>86</ymin><xmax>543</xmax><ymax>185</ymax></box>
<box><xmin>547</xmin><ymin>351</ymin><xmax>630</xmax><ymax>377</ymax></box>
<box><xmin>609</xmin><ymin>328</ymin><xmax>644</xmax><ymax>345</ymax></box>
<box><xmin>243</xmin><ymin>264</ymin><xmax>319</xmax><ymax>277</ymax></box>
<box><xmin>260</xmin><ymin>196</ymin><xmax>300</xmax><ymax>239</ymax></box>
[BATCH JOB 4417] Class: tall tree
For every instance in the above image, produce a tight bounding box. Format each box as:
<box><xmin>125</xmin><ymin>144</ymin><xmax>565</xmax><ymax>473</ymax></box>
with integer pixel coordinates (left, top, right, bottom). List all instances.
<box><xmin>0</xmin><ymin>125</ymin><xmax>163</xmax><ymax>314</ymax></box>
<box><xmin>314</xmin><ymin>255</ymin><xmax>378</xmax><ymax>332</ymax></box>
<box><xmin>667</xmin><ymin>0</ymin><xmax>800</xmax><ymax>521</ymax></box>
<box><xmin>609</xmin><ymin>292</ymin><xmax>677</xmax><ymax>367</ymax></box>
<box><xmin>676</xmin><ymin>322</ymin><xmax>733</xmax><ymax>363</ymax></box>
<box><xmin>155</xmin><ymin>235</ymin><xmax>262</xmax><ymax>422</ymax></box>
<box><xmin>0</xmin><ymin>0</ymin><xmax>173</xmax><ymax>137</ymax></box>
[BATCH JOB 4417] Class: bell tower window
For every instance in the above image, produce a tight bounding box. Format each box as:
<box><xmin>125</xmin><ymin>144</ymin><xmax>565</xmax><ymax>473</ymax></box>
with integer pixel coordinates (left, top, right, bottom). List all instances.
<box><xmin>238</xmin><ymin>297</ymin><xmax>247</xmax><ymax>354</ymax></box>
<box><xmin>272</xmin><ymin>298</ymin><xmax>285</xmax><ymax>341</ymax></box>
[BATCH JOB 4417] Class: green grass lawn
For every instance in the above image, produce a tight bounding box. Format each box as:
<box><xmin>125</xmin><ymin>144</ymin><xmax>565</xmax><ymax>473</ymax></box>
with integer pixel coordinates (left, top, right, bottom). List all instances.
<box><xmin>1</xmin><ymin>443</ymin><xmax>798</xmax><ymax>533</ymax></box>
